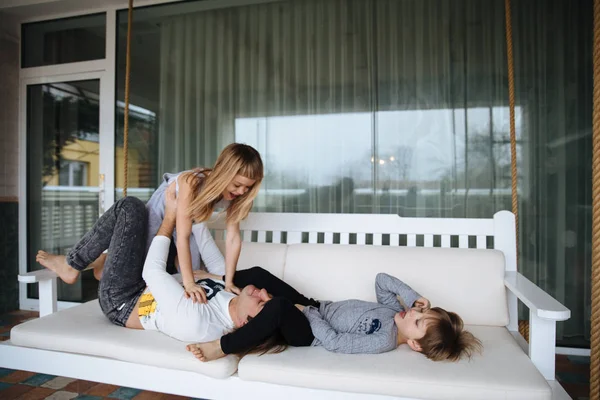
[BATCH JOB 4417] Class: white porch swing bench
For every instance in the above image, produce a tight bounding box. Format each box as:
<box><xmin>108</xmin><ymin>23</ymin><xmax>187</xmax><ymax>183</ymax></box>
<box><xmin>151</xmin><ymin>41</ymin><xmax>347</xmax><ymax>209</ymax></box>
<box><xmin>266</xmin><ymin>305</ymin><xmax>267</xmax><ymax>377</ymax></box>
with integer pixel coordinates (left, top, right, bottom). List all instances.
<box><xmin>0</xmin><ymin>211</ymin><xmax>571</xmax><ymax>400</ymax></box>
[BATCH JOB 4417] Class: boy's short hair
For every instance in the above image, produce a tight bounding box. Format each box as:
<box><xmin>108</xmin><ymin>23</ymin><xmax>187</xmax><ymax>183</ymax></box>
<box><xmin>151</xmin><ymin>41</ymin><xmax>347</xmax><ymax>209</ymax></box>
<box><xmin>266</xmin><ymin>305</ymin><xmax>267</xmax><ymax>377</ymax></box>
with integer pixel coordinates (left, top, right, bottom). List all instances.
<box><xmin>418</xmin><ymin>307</ymin><xmax>482</xmax><ymax>362</ymax></box>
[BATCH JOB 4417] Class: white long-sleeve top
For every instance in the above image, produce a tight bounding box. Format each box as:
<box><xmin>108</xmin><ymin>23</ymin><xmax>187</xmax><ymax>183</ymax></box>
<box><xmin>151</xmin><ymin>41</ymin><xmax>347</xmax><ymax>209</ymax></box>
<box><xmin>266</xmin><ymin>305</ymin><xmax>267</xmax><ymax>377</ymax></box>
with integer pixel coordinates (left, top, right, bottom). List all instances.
<box><xmin>139</xmin><ymin>235</ymin><xmax>236</xmax><ymax>342</ymax></box>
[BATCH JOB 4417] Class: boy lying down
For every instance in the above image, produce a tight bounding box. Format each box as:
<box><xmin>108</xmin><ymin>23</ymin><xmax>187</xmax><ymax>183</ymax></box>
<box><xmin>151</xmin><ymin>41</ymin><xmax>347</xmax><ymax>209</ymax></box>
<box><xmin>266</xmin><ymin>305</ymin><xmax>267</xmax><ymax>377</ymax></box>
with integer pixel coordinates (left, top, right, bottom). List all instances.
<box><xmin>187</xmin><ymin>272</ymin><xmax>482</xmax><ymax>362</ymax></box>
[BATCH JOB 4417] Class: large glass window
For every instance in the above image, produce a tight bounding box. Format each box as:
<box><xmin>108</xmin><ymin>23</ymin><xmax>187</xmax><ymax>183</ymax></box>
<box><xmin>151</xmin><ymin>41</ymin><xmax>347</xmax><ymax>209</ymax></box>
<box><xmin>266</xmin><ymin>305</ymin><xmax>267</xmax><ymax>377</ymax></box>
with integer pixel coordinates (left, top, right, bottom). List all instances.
<box><xmin>27</xmin><ymin>80</ymin><xmax>101</xmax><ymax>302</ymax></box>
<box><xmin>116</xmin><ymin>0</ymin><xmax>592</xmax><ymax>348</ymax></box>
<box><xmin>22</xmin><ymin>13</ymin><xmax>106</xmax><ymax>68</ymax></box>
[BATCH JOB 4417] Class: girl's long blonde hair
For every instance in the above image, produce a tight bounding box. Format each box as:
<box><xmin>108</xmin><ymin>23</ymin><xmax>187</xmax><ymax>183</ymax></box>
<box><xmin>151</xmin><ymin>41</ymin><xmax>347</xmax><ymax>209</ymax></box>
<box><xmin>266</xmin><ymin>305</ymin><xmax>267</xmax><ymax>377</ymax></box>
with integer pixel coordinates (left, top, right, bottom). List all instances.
<box><xmin>186</xmin><ymin>143</ymin><xmax>263</xmax><ymax>224</ymax></box>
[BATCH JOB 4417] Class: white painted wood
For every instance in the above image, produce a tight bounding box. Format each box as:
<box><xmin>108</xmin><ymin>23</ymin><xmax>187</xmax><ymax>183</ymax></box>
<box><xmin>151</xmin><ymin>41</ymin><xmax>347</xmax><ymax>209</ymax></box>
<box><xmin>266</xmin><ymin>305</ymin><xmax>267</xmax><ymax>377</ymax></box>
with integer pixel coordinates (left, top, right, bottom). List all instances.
<box><xmin>257</xmin><ymin>231</ymin><xmax>267</xmax><ymax>243</ymax></box>
<box><xmin>20</xmin><ymin>60</ymin><xmax>106</xmax><ymax>79</ymax></box>
<box><xmin>476</xmin><ymin>235</ymin><xmax>486</xmax><ymax>249</ymax></box>
<box><xmin>340</xmin><ymin>233</ymin><xmax>349</xmax><ymax>245</ymax></box>
<box><xmin>357</xmin><ymin>233</ymin><xmax>366</xmax><ymax>245</ymax></box>
<box><xmin>0</xmin><ymin>342</ymin><xmax>404</xmax><ymax>400</ymax></box>
<box><xmin>529</xmin><ymin>313</ymin><xmax>557</xmax><ymax>380</ymax></box>
<box><xmin>18</xmin><ymin>269</ymin><xmax>58</xmax><ymax>283</ymax></box>
<box><xmin>11</xmin><ymin>209</ymin><xmax>571</xmax><ymax>396</ymax></box>
<box><xmin>494</xmin><ymin>211</ymin><xmax>517</xmax><ymax>272</ymax></box>
<box><xmin>287</xmin><ymin>232</ymin><xmax>302</xmax><ymax>244</ymax></box>
<box><xmin>505</xmin><ymin>269</ymin><xmax>571</xmax><ymax>381</ymax></box>
<box><xmin>308</xmin><ymin>232</ymin><xmax>318</xmax><ymax>244</ymax></box>
<box><xmin>555</xmin><ymin>347</ymin><xmax>590</xmax><ymax>356</ymax></box>
<box><xmin>373</xmin><ymin>233</ymin><xmax>382</xmax><ymax>246</ymax></box>
<box><xmin>506</xmin><ymin>291</ymin><xmax>519</xmax><ymax>334</ymax></box>
<box><xmin>504</xmin><ymin>272</ymin><xmax>571</xmax><ymax>321</ymax></box>
<box><xmin>99</xmin><ymin>9</ymin><xmax>116</xmax><ymax>211</ymax></box>
<box><xmin>19</xmin><ymin>265</ymin><xmax>94</xmax><ymax>285</ymax></box>
<box><xmin>324</xmin><ymin>232</ymin><xmax>333</xmax><ymax>244</ymax></box>
<box><xmin>458</xmin><ymin>235</ymin><xmax>468</xmax><ymax>248</ymax></box>
<box><xmin>494</xmin><ymin>211</ymin><xmax>518</xmax><ymax>332</ymax></box>
<box><xmin>243</xmin><ymin>230</ymin><xmax>252</xmax><ymax>242</ymax></box>
<box><xmin>406</xmin><ymin>234</ymin><xmax>416</xmax><ymax>247</ymax></box>
<box><xmin>390</xmin><ymin>234</ymin><xmax>399</xmax><ymax>246</ymax></box>
<box><xmin>441</xmin><ymin>235</ymin><xmax>450</xmax><ymax>248</ymax></box>
<box><xmin>272</xmin><ymin>231</ymin><xmax>282</xmax><ymax>244</ymax></box>
<box><xmin>424</xmin><ymin>235</ymin><xmax>433</xmax><ymax>248</ymax></box>
<box><xmin>0</xmin><ymin>337</ymin><xmax>567</xmax><ymax>399</ymax></box>
<box><xmin>208</xmin><ymin>212</ymin><xmax>497</xmax><ymax>237</ymax></box>
<box><xmin>38</xmin><ymin>279</ymin><xmax>57</xmax><ymax>317</ymax></box>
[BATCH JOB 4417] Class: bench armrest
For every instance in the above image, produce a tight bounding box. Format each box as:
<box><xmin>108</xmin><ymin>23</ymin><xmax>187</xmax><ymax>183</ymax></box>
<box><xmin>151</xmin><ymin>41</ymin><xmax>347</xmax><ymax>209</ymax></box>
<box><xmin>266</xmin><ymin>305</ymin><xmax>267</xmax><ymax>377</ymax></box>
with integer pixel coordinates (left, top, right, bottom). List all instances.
<box><xmin>504</xmin><ymin>271</ymin><xmax>571</xmax><ymax>381</ymax></box>
<box><xmin>18</xmin><ymin>269</ymin><xmax>60</xmax><ymax>284</ymax></box>
<box><xmin>19</xmin><ymin>266</ymin><xmax>93</xmax><ymax>317</ymax></box>
<box><xmin>19</xmin><ymin>270</ymin><xmax>58</xmax><ymax>317</ymax></box>
<box><xmin>504</xmin><ymin>271</ymin><xmax>570</xmax><ymax>321</ymax></box>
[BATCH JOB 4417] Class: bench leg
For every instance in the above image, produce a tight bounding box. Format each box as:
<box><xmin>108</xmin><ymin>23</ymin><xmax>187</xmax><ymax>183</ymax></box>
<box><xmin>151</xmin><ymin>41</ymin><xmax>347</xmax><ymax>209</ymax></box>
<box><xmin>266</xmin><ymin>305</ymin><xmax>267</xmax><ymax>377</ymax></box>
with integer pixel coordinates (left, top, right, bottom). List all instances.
<box><xmin>529</xmin><ymin>313</ymin><xmax>556</xmax><ymax>380</ymax></box>
<box><xmin>39</xmin><ymin>279</ymin><xmax>57</xmax><ymax>317</ymax></box>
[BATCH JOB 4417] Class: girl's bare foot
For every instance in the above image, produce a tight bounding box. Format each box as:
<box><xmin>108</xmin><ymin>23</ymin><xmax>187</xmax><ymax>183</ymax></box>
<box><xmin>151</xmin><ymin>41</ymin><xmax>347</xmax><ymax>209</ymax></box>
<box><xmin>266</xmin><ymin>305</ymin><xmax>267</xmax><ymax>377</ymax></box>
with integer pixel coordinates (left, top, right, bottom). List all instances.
<box><xmin>186</xmin><ymin>340</ymin><xmax>225</xmax><ymax>362</ymax></box>
<box><xmin>36</xmin><ymin>251</ymin><xmax>79</xmax><ymax>284</ymax></box>
<box><xmin>90</xmin><ymin>253</ymin><xmax>107</xmax><ymax>281</ymax></box>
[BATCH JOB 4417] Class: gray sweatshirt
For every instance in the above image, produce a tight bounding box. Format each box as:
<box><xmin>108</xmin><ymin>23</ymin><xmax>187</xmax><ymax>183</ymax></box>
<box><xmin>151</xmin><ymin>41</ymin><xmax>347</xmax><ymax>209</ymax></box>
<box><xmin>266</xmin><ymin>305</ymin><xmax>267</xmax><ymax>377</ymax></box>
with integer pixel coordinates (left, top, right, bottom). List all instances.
<box><xmin>302</xmin><ymin>273</ymin><xmax>421</xmax><ymax>354</ymax></box>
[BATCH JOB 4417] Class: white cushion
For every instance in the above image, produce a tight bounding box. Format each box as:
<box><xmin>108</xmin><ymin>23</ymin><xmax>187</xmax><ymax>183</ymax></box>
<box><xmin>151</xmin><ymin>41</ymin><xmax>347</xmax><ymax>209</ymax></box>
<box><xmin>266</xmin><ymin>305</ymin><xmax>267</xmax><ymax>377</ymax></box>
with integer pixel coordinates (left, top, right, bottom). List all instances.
<box><xmin>238</xmin><ymin>325</ymin><xmax>551</xmax><ymax>400</ymax></box>
<box><xmin>216</xmin><ymin>241</ymin><xmax>287</xmax><ymax>278</ymax></box>
<box><xmin>283</xmin><ymin>244</ymin><xmax>509</xmax><ymax>326</ymax></box>
<box><xmin>10</xmin><ymin>300</ymin><xmax>238</xmax><ymax>379</ymax></box>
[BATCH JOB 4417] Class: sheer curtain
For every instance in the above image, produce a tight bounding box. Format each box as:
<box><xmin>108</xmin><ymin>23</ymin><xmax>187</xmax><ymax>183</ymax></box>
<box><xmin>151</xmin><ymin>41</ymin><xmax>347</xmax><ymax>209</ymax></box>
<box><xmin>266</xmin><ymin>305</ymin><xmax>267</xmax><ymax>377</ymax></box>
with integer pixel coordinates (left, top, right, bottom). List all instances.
<box><xmin>158</xmin><ymin>0</ymin><xmax>374</xmax><ymax>212</ymax></box>
<box><xmin>512</xmin><ymin>0</ymin><xmax>592</xmax><ymax>343</ymax></box>
<box><xmin>157</xmin><ymin>0</ymin><xmax>592</xmax><ymax>345</ymax></box>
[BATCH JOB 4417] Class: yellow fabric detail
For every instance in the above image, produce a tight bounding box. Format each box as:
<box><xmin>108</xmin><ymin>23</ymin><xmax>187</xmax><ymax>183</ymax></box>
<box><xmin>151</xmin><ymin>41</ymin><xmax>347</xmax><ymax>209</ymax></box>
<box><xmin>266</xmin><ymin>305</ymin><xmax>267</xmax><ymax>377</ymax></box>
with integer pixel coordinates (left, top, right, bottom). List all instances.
<box><xmin>138</xmin><ymin>292</ymin><xmax>157</xmax><ymax>317</ymax></box>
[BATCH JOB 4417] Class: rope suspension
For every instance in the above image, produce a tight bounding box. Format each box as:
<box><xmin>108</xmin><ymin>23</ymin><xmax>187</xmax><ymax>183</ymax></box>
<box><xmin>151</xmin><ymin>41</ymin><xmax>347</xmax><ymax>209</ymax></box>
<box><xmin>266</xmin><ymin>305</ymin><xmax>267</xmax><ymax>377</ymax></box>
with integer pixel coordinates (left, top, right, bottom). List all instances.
<box><xmin>122</xmin><ymin>0</ymin><xmax>133</xmax><ymax>197</ymax></box>
<box><xmin>590</xmin><ymin>0</ymin><xmax>600</xmax><ymax>396</ymax></box>
<box><xmin>504</xmin><ymin>0</ymin><xmax>526</xmax><ymax>340</ymax></box>
<box><xmin>505</xmin><ymin>0</ymin><xmax>519</xmax><ymax>258</ymax></box>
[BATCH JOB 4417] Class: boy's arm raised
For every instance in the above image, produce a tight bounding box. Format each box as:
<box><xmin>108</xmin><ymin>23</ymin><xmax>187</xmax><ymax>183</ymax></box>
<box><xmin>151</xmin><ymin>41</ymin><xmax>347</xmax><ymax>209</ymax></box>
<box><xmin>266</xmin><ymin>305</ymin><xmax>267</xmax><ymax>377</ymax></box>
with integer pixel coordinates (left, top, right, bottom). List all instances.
<box><xmin>375</xmin><ymin>273</ymin><xmax>425</xmax><ymax>311</ymax></box>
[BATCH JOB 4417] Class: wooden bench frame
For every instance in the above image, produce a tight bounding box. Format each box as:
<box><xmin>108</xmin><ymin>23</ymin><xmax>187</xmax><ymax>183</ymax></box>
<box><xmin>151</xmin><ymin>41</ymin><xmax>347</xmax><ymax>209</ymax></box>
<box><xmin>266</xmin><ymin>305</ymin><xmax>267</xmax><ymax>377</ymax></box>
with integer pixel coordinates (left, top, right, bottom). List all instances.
<box><xmin>0</xmin><ymin>211</ymin><xmax>571</xmax><ymax>399</ymax></box>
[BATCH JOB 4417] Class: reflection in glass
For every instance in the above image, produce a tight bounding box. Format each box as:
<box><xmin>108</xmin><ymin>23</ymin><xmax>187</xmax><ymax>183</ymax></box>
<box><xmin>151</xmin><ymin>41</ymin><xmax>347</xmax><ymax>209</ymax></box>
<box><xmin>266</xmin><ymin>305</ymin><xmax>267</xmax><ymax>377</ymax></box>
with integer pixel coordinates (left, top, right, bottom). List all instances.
<box><xmin>27</xmin><ymin>80</ymin><xmax>100</xmax><ymax>302</ymax></box>
<box><xmin>21</xmin><ymin>13</ymin><xmax>106</xmax><ymax>68</ymax></box>
<box><xmin>114</xmin><ymin>0</ymin><xmax>592</xmax><ymax>347</ymax></box>
<box><xmin>237</xmin><ymin>106</ymin><xmax>521</xmax><ymax>216</ymax></box>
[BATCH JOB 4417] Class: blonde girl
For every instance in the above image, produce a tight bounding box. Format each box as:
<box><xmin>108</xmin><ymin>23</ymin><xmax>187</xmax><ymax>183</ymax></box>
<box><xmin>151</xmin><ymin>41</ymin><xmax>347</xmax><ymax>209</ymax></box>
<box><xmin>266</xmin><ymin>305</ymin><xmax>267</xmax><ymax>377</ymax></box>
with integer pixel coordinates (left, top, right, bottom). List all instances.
<box><xmin>145</xmin><ymin>143</ymin><xmax>263</xmax><ymax>302</ymax></box>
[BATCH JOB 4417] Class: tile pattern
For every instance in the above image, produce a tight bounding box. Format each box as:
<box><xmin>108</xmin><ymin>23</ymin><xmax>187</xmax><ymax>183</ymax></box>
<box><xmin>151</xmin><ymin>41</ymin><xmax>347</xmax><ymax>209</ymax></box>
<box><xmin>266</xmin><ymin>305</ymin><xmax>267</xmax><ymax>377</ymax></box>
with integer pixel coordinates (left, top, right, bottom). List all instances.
<box><xmin>0</xmin><ymin>310</ymin><xmax>590</xmax><ymax>399</ymax></box>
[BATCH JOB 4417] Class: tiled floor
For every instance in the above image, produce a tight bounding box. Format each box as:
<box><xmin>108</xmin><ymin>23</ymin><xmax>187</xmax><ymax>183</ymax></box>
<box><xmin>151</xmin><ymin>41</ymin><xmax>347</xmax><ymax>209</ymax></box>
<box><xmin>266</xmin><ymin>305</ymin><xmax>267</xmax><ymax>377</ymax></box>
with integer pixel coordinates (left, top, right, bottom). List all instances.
<box><xmin>0</xmin><ymin>310</ymin><xmax>591</xmax><ymax>399</ymax></box>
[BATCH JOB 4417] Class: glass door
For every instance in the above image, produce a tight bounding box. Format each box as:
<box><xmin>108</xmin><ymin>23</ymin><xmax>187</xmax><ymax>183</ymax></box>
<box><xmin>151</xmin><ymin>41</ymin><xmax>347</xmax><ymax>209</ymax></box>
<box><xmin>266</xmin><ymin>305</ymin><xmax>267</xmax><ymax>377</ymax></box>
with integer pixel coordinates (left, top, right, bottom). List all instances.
<box><xmin>23</xmin><ymin>74</ymin><xmax>110</xmax><ymax>305</ymax></box>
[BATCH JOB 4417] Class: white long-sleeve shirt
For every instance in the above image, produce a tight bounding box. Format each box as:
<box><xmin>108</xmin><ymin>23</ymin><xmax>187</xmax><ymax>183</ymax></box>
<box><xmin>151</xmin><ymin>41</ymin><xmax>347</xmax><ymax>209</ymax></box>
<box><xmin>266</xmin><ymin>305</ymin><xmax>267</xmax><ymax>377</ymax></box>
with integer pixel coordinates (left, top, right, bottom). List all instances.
<box><xmin>139</xmin><ymin>235</ymin><xmax>236</xmax><ymax>342</ymax></box>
